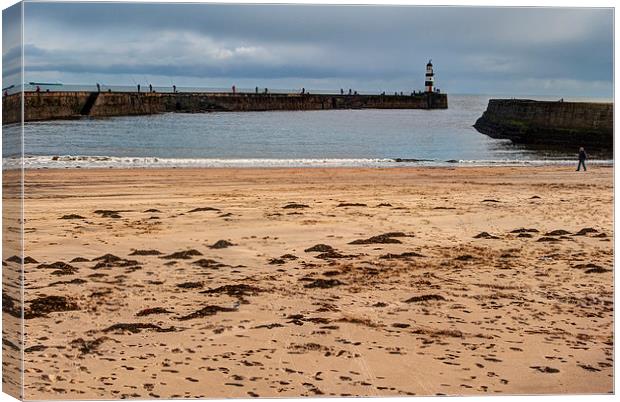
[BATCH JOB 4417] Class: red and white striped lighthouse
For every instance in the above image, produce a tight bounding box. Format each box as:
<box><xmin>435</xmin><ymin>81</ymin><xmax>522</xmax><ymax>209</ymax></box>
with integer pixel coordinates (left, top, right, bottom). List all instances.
<box><xmin>425</xmin><ymin>60</ymin><xmax>434</xmax><ymax>93</ymax></box>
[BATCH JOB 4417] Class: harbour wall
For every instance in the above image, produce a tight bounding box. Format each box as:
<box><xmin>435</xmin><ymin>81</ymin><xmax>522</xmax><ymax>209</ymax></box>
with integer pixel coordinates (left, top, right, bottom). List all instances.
<box><xmin>2</xmin><ymin>91</ymin><xmax>448</xmax><ymax>124</ymax></box>
<box><xmin>474</xmin><ymin>99</ymin><xmax>613</xmax><ymax>149</ymax></box>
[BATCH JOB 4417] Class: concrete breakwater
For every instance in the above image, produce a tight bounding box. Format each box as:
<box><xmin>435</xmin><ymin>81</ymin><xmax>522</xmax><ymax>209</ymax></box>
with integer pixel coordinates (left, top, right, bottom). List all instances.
<box><xmin>474</xmin><ymin>99</ymin><xmax>613</xmax><ymax>150</ymax></box>
<box><xmin>2</xmin><ymin>91</ymin><xmax>448</xmax><ymax>124</ymax></box>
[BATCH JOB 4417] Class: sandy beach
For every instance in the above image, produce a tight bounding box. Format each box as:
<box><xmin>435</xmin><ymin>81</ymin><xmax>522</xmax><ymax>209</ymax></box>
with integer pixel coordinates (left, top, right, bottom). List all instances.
<box><xmin>4</xmin><ymin>166</ymin><xmax>613</xmax><ymax>398</ymax></box>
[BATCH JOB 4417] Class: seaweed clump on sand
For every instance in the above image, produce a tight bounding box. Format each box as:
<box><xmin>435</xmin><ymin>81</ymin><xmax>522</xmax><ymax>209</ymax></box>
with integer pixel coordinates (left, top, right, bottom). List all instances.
<box><xmin>177</xmin><ymin>305</ymin><xmax>237</xmax><ymax>321</ymax></box>
<box><xmin>6</xmin><ymin>255</ymin><xmax>37</xmax><ymax>264</ymax></box>
<box><xmin>129</xmin><ymin>249</ymin><xmax>162</xmax><ymax>256</ymax></box>
<box><xmin>37</xmin><ymin>261</ymin><xmax>75</xmax><ymax>270</ymax></box>
<box><xmin>94</xmin><ymin>210</ymin><xmax>123</xmax><ymax>219</ymax></box>
<box><xmin>102</xmin><ymin>323</ymin><xmax>176</xmax><ymax>334</ymax></box>
<box><xmin>380</xmin><ymin>251</ymin><xmax>425</xmax><ymax>259</ymax></box>
<box><xmin>349</xmin><ymin>232</ymin><xmax>412</xmax><ymax>245</ymax></box>
<box><xmin>574</xmin><ymin>228</ymin><xmax>598</xmax><ymax>236</ymax></box>
<box><xmin>304</xmin><ymin>279</ymin><xmax>345</xmax><ymax>289</ymax></box>
<box><xmin>336</xmin><ymin>203</ymin><xmax>367</xmax><ymax>207</ymax></box>
<box><xmin>510</xmin><ymin>228</ymin><xmax>539</xmax><ymax>234</ymax></box>
<box><xmin>283</xmin><ymin>203</ymin><xmax>310</xmax><ymax>209</ymax></box>
<box><xmin>584</xmin><ymin>266</ymin><xmax>611</xmax><ymax>274</ymax></box>
<box><xmin>2</xmin><ymin>293</ymin><xmax>21</xmax><ymax>318</ymax></box>
<box><xmin>537</xmin><ymin>237</ymin><xmax>561</xmax><ymax>243</ymax></box>
<box><xmin>160</xmin><ymin>249</ymin><xmax>203</xmax><ymax>259</ymax></box>
<box><xmin>411</xmin><ymin>328</ymin><xmax>464</xmax><ymax>338</ymax></box>
<box><xmin>49</xmin><ymin>278</ymin><xmax>87</xmax><ymax>286</ymax></box>
<box><xmin>70</xmin><ymin>336</ymin><xmax>113</xmax><ymax>355</ymax></box>
<box><xmin>37</xmin><ymin>261</ymin><xmax>79</xmax><ymax>275</ymax></box>
<box><xmin>530</xmin><ymin>366</ymin><xmax>560</xmax><ymax>374</ymax></box>
<box><xmin>350</xmin><ymin>234</ymin><xmax>400</xmax><ymax>244</ymax></box>
<box><xmin>269</xmin><ymin>254</ymin><xmax>299</xmax><ymax>264</ymax></box>
<box><xmin>315</xmin><ymin>250</ymin><xmax>355</xmax><ymax>259</ymax></box>
<box><xmin>60</xmin><ymin>214</ymin><xmax>86</xmax><ymax>220</ymax></box>
<box><xmin>177</xmin><ymin>281</ymin><xmax>204</xmax><ymax>289</ymax></box>
<box><xmin>188</xmin><ymin>207</ymin><xmax>220</xmax><ymax>213</ymax></box>
<box><xmin>200</xmin><ymin>284</ymin><xmax>262</xmax><ymax>303</ymax></box>
<box><xmin>91</xmin><ymin>254</ymin><xmax>140</xmax><ymax>269</ymax></box>
<box><xmin>544</xmin><ymin>229</ymin><xmax>572</xmax><ymax>236</ymax></box>
<box><xmin>305</xmin><ymin>244</ymin><xmax>335</xmax><ymax>253</ymax></box>
<box><xmin>473</xmin><ymin>232</ymin><xmax>500</xmax><ymax>239</ymax></box>
<box><xmin>404</xmin><ymin>294</ymin><xmax>446</xmax><ymax>303</ymax></box>
<box><xmin>193</xmin><ymin>258</ymin><xmax>228</xmax><ymax>269</ymax></box>
<box><xmin>209</xmin><ymin>240</ymin><xmax>235</xmax><ymax>249</ymax></box>
<box><xmin>136</xmin><ymin>307</ymin><xmax>173</xmax><ymax>317</ymax></box>
<box><xmin>25</xmin><ymin>295</ymin><xmax>80</xmax><ymax>319</ymax></box>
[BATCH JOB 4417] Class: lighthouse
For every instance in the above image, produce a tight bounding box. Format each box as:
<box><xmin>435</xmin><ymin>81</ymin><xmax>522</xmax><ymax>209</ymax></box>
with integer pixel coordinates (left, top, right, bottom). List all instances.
<box><xmin>425</xmin><ymin>60</ymin><xmax>434</xmax><ymax>93</ymax></box>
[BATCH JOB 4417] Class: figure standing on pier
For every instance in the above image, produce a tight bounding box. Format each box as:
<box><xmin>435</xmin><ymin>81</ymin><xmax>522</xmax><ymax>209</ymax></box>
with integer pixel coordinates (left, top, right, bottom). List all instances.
<box><xmin>425</xmin><ymin>60</ymin><xmax>434</xmax><ymax>93</ymax></box>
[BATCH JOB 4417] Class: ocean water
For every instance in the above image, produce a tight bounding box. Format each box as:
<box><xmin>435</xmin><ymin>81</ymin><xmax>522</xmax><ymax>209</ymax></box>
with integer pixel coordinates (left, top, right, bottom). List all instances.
<box><xmin>4</xmin><ymin>94</ymin><xmax>613</xmax><ymax>169</ymax></box>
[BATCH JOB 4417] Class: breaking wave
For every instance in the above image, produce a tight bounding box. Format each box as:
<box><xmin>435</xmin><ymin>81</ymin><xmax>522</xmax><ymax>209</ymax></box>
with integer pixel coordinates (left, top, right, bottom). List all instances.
<box><xmin>2</xmin><ymin>155</ymin><xmax>614</xmax><ymax>170</ymax></box>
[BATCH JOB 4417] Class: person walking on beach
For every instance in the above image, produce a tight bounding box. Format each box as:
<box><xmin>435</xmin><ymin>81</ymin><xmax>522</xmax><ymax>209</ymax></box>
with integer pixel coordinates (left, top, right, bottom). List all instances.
<box><xmin>577</xmin><ymin>147</ymin><xmax>587</xmax><ymax>171</ymax></box>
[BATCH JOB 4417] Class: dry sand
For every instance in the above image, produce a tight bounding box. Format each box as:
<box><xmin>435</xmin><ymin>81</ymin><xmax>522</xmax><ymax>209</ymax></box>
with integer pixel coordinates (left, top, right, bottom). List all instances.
<box><xmin>3</xmin><ymin>166</ymin><xmax>614</xmax><ymax>398</ymax></box>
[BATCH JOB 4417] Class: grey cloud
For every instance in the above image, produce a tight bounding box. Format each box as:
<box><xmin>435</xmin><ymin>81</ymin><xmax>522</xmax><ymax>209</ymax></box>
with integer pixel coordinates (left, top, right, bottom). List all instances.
<box><xmin>11</xmin><ymin>3</ymin><xmax>615</xmax><ymax>96</ymax></box>
<box><xmin>3</xmin><ymin>3</ymin><xmax>23</xmax><ymax>86</ymax></box>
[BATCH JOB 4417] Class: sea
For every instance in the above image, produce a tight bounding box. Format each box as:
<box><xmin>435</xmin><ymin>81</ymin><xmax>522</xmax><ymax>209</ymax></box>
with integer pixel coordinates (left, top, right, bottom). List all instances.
<box><xmin>2</xmin><ymin>92</ymin><xmax>613</xmax><ymax>169</ymax></box>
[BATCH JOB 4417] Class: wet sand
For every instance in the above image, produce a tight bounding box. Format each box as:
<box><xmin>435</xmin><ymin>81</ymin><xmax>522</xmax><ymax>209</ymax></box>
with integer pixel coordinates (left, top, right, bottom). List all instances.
<box><xmin>5</xmin><ymin>166</ymin><xmax>613</xmax><ymax>398</ymax></box>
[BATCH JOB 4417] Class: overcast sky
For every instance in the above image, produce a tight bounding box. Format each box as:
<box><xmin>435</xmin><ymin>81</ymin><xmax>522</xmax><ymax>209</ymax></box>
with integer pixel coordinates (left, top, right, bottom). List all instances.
<box><xmin>2</xmin><ymin>2</ymin><xmax>614</xmax><ymax>96</ymax></box>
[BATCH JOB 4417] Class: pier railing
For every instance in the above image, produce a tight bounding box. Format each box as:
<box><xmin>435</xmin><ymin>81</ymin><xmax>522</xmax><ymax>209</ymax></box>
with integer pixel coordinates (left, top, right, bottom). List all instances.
<box><xmin>6</xmin><ymin>83</ymin><xmax>437</xmax><ymax>97</ymax></box>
